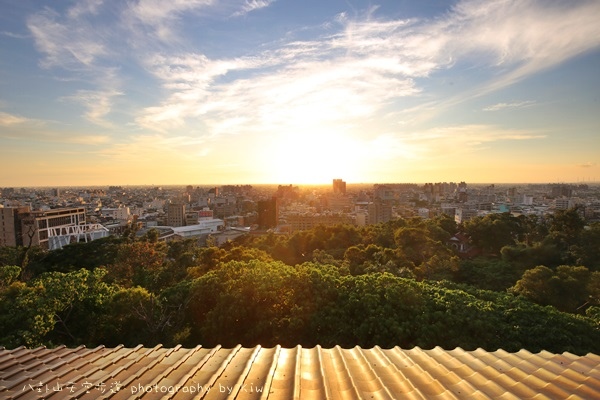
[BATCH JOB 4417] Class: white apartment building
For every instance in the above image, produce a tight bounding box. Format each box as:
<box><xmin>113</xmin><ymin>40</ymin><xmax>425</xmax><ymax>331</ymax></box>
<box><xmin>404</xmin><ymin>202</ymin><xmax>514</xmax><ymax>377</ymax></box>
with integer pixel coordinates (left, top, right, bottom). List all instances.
<box><xmin>100</xmin><ymin>206</ymin><xmax>131</xmax><ymax>221</ymax></box>
<box><xmin>455</xmin><ymin>208</ymin><xmax>478</xmax><ymax>224</ymax></box>
<box><xmin>555</xmin><ymin>198</ymin><xmax>576</xmax><ymax>210</ymax></box>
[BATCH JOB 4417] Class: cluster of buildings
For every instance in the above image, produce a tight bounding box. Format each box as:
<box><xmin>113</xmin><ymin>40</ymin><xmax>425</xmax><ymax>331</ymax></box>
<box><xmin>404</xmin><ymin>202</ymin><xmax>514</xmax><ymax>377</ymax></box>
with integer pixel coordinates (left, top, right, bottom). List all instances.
<box><xmin>1</xmin><ymin>181</ymin><xmax>599</xmax><ymax>250</ymax></box>
<box><xmin>0</xmin><ymin>206</ymin><xmax>109</xmax><ymax>250</ymax></box>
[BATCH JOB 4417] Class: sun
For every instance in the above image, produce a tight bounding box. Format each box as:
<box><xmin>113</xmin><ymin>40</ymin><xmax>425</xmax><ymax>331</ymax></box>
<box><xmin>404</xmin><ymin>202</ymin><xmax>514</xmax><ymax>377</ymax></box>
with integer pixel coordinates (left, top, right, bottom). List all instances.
<box><xmin>266</xmin><ymin>129</ymin><xmax>364</xmax><ymax>184</ymax></box>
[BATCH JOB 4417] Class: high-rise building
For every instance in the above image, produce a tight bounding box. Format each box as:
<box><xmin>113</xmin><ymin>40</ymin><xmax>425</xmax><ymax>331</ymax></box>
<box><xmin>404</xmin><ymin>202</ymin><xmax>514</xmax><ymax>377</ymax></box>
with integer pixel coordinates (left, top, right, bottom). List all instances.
<box><xmin>333</xmin><ymin>179</ymin><xmax>346</xmax><ymax>195</ymax></box>
<box><xmin>167</xmin><ymin>203</ymin><xmax>186</xmax><ymax>227</ymax></box>
<box><xmin>257</xmin><ymin>197</ymin><xmax>279</xmax><ymax>229</ymax></box>
<box><xmin>368</xmin><ymin>200</ymin><xmax>392</xmax><ymax>225</ymax></box>
<box><xmin>0</xmin><ymin>206</ymin><xmax>30</xmax><ymax>247</ymax></box>
<box><xmin>551</xmin><ymin>185</ymin><xmax>573</xmax><ymax>198</ymax></box>
<box><xmin>457</xmin><ymin>182</ymin><xmax>468</xmax><ymax>202</ymax></box>
<box><xmin>374</xmin><ymin>185</ymin><xmax>394</xmax><ymax>201</ymax></box>
<box><xmin>555</xmin><ymin>198</ymin><xmax>575</xmax><ymax>210</ymax></box>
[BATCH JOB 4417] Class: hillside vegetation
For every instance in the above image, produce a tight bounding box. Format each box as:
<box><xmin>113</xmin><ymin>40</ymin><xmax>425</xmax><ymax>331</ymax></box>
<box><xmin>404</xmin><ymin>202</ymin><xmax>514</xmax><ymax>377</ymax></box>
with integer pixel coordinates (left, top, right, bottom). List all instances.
<box><xmin>1</xmin><ymin>209</ymin><xmax>599</xmax><ymax>354</ymax></box>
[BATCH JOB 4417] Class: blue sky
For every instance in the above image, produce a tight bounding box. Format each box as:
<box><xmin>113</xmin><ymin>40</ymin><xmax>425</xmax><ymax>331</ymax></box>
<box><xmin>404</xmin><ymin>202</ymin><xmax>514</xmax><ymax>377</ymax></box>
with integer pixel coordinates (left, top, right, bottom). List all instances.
<box><xmin>0</xmin><ymin>0</ymin><xmax>599</xmax><ymax>186</ymax></box>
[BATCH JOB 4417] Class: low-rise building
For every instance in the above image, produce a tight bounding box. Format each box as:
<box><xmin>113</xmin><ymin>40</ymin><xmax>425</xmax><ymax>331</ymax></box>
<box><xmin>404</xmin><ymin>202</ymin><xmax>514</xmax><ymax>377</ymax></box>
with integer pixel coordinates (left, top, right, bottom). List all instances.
<box><xmin>283</xmin><ymin>212</ymin><xmax>353</xmax><ymax>232</ymax></box>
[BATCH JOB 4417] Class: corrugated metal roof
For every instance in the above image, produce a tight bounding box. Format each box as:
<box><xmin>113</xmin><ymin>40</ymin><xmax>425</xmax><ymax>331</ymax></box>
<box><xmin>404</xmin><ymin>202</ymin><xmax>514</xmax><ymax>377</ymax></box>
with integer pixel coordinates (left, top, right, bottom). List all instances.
<box><xmin>1</xmin><ymin>345</ymin><xmax>598</xmax><ymax>399</ymax></box>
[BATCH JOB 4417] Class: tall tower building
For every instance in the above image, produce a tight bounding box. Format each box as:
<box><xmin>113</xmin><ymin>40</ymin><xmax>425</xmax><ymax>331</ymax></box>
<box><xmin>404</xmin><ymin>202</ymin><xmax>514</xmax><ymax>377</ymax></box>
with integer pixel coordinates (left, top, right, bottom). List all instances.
<box><xmin>0</xmin><ymin>206</ymin><xmax>30</xmax><ymax>247</ymax></box>
<box><xmin>368</xmin><ymin>200</ymin><xmax>392</xmax><ymax>225</ymax></box>
<box><xmin>167</xmin><ymin>203</ymin><xmax>186</xmax><ymax>227</ymax></box>
<box><xmin>257</xmin><ymin>197</ymin><xmax>279</xmax><ymax>229</ymax></box>
<box><xmin>333</xmin><ymin>179</ymin><xmax>346</xmax><ymax>195</ymax></box>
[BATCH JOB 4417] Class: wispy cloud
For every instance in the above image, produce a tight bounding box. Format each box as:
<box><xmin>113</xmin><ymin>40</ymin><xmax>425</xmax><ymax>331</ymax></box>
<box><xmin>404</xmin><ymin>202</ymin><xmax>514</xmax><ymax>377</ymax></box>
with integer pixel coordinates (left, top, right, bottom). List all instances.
<box><xmin>67</xmin><ymin>0</ymin><xmax>105</xmax><ymax>19</ymax></box>
<box><xmin>579</xmin><ymin>162</ymin><xmax>597</xmax><ymax>168</ymax></box>
<box><xmin>483</xmin><ymin>100</ymin><xmax>537</xmax><ymax>112</ymax></box>
<box><xmin>26</xmin><ymin>3</ymin><xmax>124</xmax><ymax>126</ymax></box>
<box><xmin>445</xmin><ymin>0</ymin><xmax>600</xmax><ymax>91</ymax></box>
<box><xmin>127</xmin><ymin>0</ymin><xmax>214</xmax><ymax>25</ymax></box>
<box><xmin>124</xmin><ymin>0</ymin><xmax>214</xmax><ymax>43</ymax></box>
<box><xmin>0</xmin><ymin>108</ymin><xmax>110</xmax><ymax>145</ymax></box>
<box><xmin>98</xmin><ymin>133</ymin><xmax>209</xmax><ymax>161</ymax></box>
<box><xmin>0</xmin><ymin>112</ymin><xmax>28</xmax><ymax>126</ymax></box>
<box><xmin>384</xmin><ymin>125</ymin><xmax>546</xmax><ymax>161</ymax></box>
<box><xmin>0</xmin><ymin>123</ymin><xmax>110</xmax><ymax>146</ymax></box>
<box><xmin>15</xmin><ymin>0</ymin><xmax>600</xmax><ymax>181</ymax></box>
<box><xmin>232</xmin><ymin>0</ymin><xmax>276</xmax><ymax>17</ymax></box>
<box><xmin>137</xmin><ymin>49</ymin><xmax>419</xmax><ymax>134</ymax></box>
<box><xmin>67</xmin><ymin>135</ymin><xmax>111</xmax><ymax>145</ymax></box>
<box><xmin>62</xmin><ymin>89</ymin><xmax>123</xmax><ymax>127</ymax></box>
<box><xmin>27</xmin><ymin>8</ymin><xmax>110</xmax><ymax>69</ymax></box>
<box><xmin>135</xmin><ymin>0</ymin><xmax>600</xmax><ymax>140</ymax></box>
<box><xmin>1</xmin><ymin>31</ymin><xmax>29</xmax><ymax>39</ymax></box>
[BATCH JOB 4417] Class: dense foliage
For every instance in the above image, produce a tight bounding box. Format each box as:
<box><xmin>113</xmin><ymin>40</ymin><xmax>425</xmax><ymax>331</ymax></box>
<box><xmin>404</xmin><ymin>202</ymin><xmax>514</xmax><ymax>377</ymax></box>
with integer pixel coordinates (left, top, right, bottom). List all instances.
<box><xmin>1</xmin><ymin>209</ymin><xmax>599</xmax><ymax>354</ymax></box>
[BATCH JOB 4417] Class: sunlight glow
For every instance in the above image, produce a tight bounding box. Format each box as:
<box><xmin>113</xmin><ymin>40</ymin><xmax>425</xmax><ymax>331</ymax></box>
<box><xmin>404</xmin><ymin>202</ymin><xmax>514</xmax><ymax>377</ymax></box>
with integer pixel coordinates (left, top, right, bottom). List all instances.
<box><xmin>267</xmin><ymin>129</ymin><xmax>365</xmax><ymax>184</ymax></box>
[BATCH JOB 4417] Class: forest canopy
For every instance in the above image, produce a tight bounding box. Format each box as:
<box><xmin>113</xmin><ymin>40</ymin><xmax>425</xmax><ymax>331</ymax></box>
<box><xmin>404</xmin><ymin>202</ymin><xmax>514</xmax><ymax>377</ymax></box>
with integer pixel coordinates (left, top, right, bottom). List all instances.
<box><xmin>1</xmin><ymin>209</ymin><xmax>599</xmax><ymax>354</ymax></box>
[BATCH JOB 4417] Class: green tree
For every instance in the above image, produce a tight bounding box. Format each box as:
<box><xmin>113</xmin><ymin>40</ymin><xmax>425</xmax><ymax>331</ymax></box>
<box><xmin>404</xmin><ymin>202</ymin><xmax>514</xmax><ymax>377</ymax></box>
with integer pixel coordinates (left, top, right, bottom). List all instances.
<box><xmin>26</xmin><ymin>236</ymin><xmax>123</xmax><ymax>275</ymax></box>
<box><xmin>456</xmin><ymin>258</ymin><xmax>520</xmax><ymax>291</ymax></box>
<box><xmin>0</xmin><ymin>268</ymin><xmax>116</xmax><ymax>347</ymax></box>
<box><xmin>431</xmin><ymin>213</ymin><xmax>458</xmax><ymax>236</ymax></box>
<box><xmin>511</xmin><ymin>265</ymin><xmax>594</xmax><ymax>313</ymax></box>
<box><xmin>571</xmin><ymin>222</ymin><xmax>600</xmax><ymax>271</ymax></box>
<box><xmin>100</xmin><ymin>284</ymin><xmax>189</xmax><ymax>347</ymax></box>
<box><xmin>316</xmin><ymin>273</ymin><xmax>424</xmax><ymax>348</ymax></box>
<box><xmin>0</xmin><ymin>246</ymin><xmax>23</xmax><ymax>267</ymax></box>
<box><xmin>105</xmin><ymin>240</ymin><xmax>167</xmax><ymax>291</ymax></box>
<box><xmin>0</xmin><ymin>265</ymin><xmax>21</xmax><ymax>288</ymax></box>
<box><xmin>187</xmin><ymin>260</ymin><xmax>339</xmax><ymax>347</ymax></box>
<box><xmin>544</xmin><ymin>209</ymin><xmax>586</xmax><ymax>264</ymax></box>
<box><xmin>463</xmin><ymin>213</ymin><xmax>523</xmax><ymax>255</ymax></box>
<box><xmin>501</xmin><ymin>242</ymin><xmax>563</xmax><ymax>271</ymax></box>
<box><xmin>394</xmin><ymin>227</ymin><xmax>458</xmax><ymax>280</ymax></box>
<box><xmin>516</xmin><ymin>214</ymin><xmax>548</xmax><ymax>245</ymax></box>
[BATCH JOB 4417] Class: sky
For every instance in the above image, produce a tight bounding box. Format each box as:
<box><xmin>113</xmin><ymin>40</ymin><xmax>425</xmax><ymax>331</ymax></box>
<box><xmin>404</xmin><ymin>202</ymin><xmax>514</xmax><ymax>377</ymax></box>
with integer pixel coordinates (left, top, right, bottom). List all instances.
<box><xmin>0</xmin><ymin>0</ymin><xmax>599</xmax><ymax>187</ymax></box>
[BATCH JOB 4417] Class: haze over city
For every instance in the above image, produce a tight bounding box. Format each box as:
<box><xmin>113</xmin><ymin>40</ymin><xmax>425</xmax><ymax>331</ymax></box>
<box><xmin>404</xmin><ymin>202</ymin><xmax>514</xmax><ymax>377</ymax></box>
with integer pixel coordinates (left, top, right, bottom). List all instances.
<box><xmin>1</xmin><ymin>0</ymin><xmax>599</xmax><ymax>187</ymax></box>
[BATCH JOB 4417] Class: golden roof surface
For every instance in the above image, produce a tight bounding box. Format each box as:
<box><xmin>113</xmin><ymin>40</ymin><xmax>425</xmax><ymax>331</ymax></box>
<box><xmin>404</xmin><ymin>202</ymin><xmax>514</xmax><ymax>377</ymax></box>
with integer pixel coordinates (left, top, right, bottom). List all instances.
<box><xmin>1</xmin><ymin>345</ymin><xmax>599</xmax><ymax>399</ymax></box>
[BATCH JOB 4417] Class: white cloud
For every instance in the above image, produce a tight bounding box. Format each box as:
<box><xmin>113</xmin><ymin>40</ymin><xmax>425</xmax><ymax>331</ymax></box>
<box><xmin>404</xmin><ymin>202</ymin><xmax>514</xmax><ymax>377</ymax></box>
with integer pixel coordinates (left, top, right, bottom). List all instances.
<box><xmin>400</xmin><ymin>125</ymin><xmax>546</xmax><ymax>158</ymax></box>
<box><xmin>124</xmin><ymin>0</ymin><xmax>214</xmax><ymax>42</ymax></box>
<box><xmin>63</xmin><ymin>135</ymin><xmax>111</xmax><ymax>145</ymax></box>
<box><xmin>0</xmin><ymin>123</ymin><xmax>110</xmax><ymax>145</ymax></box>
<box><xmin>19</xmin><ymin>0</ymin><xmax>600</xmax><ymax>170</ymax></box>
<box><xmin>1</xmin><ymin>31</ymin><xmax>29</xmax><ymax>39</ymax></box>
<box><xmin>137</xmin><ymin>49</ymin><xmax>420</xmax><ymax>134</ymax></box>
<box><xmin>232</xmin><ymin>0</ymin><xmax>276</xmax><ymax>17</ymax></box>
<box><xmin>27</xmin><ymin>8</ymin><xmax>109</xmax><ymax>69</ymax></box>
<box><xmin>26</xmin><ymin>3</ymin><xmax>124</xmax><ymax>126</ymax></box>
<box><xmin>98</xmin><ymin>133</ymin><xmax>209</xmax><ymax>161</ymax></box>
<box><xmin>0</xmin><ymin>112</ymin><xmax>28</xmax><ymax>126</ymax></box>
<box><xmin>444</xmin><ymin>0</ymin><xmax>600</xmax><ymax>91</ymax></box>
<box><xmin>62</xmin><ymin>89</ymin><xmax>124</xmax><ymax>127</ymax></box>
<box><xmin>135</xmin><ymin>0</ymin><xmax>600</xmax><ymax>140</ymax></box>
<box><xmin>127</xmin><ymin>0</ymin><xmax>214</xmax><ymax>25</ymax></box>
<box><xmin>483</xmin><ymin>101</ymin><xmax>537</xmax><ymax>112</ymax></box>
<box><xmin>134</xmin><ymin>15</ymin><xmax>427</xmax><ymax>133</ymax></box>
<box><xmin>68</xmin><ymin>0</ymin><xmax>105</xmax><ymax>19</ymax></box>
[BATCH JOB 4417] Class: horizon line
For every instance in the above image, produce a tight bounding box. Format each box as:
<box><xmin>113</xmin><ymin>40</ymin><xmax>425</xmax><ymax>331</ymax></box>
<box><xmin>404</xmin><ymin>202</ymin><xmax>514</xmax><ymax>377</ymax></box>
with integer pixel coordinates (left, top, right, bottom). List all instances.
<box><xmin>3</xmin><ymin>181</ymin><xmax>600</xmax><ymax>189</ymax></box>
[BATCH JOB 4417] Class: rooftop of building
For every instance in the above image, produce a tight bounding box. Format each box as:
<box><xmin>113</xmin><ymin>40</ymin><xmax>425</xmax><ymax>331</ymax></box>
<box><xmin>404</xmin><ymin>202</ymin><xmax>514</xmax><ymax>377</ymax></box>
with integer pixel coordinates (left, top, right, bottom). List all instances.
<box><xmin>1</xmin><ymin>345</ymin><xmax>598</xmax><ymax>399</ymax></box>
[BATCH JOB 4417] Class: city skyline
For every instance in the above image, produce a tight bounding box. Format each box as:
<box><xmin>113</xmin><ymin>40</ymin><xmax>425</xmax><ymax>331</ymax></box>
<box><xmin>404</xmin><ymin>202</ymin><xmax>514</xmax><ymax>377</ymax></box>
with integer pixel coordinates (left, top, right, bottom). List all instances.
<box><xmin>1</xmin><ymin>0</ymin><xmax>599</xmax><ymax>187</ymax></box>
